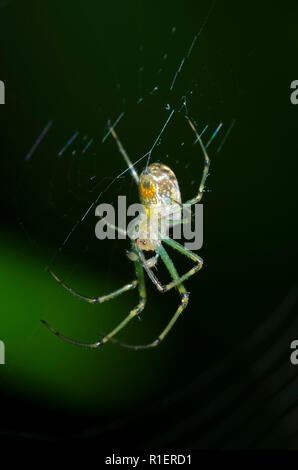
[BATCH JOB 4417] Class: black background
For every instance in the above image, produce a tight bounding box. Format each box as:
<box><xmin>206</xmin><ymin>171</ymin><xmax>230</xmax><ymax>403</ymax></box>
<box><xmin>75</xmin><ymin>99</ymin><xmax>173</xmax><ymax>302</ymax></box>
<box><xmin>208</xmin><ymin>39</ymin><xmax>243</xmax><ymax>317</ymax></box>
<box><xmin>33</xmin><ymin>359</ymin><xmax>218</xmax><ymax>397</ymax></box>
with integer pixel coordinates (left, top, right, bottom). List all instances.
<box><xmin>1</xmin><ymin>0</ymin><xmax>298</xmax><ymax>454</ymax></box>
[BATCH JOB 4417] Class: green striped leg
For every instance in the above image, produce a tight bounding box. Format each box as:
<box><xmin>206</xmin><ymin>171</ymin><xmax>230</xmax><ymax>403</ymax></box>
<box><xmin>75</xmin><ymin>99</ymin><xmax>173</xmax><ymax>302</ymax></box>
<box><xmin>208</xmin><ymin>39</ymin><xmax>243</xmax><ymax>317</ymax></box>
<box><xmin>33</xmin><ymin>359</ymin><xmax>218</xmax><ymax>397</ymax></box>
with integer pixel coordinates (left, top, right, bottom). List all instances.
<box><xmin>42</xmin><ymin>248</ymin><xmax>147</xmax><ymax>349</ymax></box>
<box><xmin>139</xmin><ymin>238</ymin><xmax>203</xmax><ymax>293</ymax></box>
<box><xmin>45</xmin><ymin>268</ymin><xmax>137</xmax><ymax>304</ymax></box>
<box><xmin>45</xmin><ymin>222</ymin><xmax>128</xmax><ymax>304</ymax></box>
<box><xmin>100</xmin><ymin>242</ymin><xmax>191</xmax><ymax>350</ymax></box>
<box><xmin>110</xmin><ymin>126</ymin><xmax>139</xmax><ymax>184</ymax></box>
<box><xmin>185</xmin><ymin>116</ymin><xmax>210</xmax><ymax>206</ymax></box>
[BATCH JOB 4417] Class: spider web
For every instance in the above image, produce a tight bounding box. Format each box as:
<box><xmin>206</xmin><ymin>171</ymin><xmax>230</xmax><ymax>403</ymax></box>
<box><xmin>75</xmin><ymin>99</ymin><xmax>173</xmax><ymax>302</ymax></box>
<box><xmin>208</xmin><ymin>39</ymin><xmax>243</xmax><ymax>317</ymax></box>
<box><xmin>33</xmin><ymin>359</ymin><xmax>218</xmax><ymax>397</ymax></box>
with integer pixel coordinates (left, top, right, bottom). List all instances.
<box><xmin>16</xmin><ymin>0</ymin><xmax>236</xmax><ymax>288</ymax></box>
<box><xmin>5</xmin><ymin>0</ymin><xmax>298</xmax><ymax>450</ymax></box>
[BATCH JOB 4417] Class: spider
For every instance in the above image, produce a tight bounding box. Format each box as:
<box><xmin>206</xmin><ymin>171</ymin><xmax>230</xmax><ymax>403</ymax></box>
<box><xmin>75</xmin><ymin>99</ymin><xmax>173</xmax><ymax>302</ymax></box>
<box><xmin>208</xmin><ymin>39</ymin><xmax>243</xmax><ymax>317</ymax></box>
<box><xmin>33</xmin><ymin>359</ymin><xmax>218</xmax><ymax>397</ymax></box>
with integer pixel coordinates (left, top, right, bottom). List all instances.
<box><xmin>42</xmin><ymin>116</ymin><xmax>210</xmax><ymax>350</ymax></box>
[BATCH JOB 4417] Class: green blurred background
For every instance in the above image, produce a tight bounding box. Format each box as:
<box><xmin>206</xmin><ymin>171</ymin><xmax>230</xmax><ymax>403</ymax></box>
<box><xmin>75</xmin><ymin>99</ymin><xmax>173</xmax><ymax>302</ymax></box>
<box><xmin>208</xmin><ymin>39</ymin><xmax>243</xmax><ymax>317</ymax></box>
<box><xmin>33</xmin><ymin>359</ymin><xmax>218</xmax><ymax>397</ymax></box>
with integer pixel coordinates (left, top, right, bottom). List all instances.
<box><xmin>0</xmin><ymin>0</ymin><xmax>298</xmax><ymax>449</ymax></box>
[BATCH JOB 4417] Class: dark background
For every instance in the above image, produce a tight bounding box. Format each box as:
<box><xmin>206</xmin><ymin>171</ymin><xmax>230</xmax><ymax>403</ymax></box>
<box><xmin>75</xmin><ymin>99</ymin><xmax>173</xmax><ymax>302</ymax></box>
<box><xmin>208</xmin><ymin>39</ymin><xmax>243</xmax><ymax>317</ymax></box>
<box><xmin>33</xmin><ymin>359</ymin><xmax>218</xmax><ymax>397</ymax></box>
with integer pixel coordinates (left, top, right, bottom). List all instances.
<box><xmin>0</xmin><ymin>0</ymin><xmax>298</xmax><ymax>452</ymax></box>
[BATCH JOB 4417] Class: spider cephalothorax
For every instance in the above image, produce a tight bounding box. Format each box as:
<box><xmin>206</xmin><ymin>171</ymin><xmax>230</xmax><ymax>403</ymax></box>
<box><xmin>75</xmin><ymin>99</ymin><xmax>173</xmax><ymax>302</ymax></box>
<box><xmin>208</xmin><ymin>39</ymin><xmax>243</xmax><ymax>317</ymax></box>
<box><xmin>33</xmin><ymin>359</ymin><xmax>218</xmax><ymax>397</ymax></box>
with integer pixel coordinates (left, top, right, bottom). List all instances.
<box><xmin>42</xmin><ymin>117</ymin><xmax>210</xmax><ymax>350</ymax></box>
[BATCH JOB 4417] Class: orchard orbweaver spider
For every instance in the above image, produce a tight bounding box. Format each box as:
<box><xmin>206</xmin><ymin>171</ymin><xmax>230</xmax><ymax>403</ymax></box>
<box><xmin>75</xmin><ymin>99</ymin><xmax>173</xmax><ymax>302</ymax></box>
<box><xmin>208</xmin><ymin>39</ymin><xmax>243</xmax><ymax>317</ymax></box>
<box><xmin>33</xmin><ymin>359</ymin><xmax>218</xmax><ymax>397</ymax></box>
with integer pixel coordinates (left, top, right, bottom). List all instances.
<box><xmin>42</xmin><ymin>116</ymin><xmax>210</xmax><ymax>350</ymax></box>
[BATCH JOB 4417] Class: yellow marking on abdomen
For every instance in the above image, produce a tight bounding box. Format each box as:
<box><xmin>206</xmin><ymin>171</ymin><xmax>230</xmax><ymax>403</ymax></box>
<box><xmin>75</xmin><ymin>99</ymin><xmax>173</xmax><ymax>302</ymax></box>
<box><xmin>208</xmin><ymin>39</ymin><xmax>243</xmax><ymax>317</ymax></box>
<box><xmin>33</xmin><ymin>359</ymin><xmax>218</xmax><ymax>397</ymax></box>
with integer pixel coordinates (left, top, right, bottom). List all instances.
<box><xmin>141</xmin><ymin>183</ymin><xmax>156</xmax><ymax>200</ymax></box>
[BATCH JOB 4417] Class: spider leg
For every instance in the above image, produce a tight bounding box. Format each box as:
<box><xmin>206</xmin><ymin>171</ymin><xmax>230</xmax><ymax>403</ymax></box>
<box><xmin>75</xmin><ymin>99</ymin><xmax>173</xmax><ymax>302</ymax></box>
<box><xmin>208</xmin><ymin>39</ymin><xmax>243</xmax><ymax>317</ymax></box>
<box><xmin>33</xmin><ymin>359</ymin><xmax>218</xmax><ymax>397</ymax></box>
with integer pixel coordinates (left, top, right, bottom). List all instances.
<box><xmin>42</xmin><ymin>253</ymin><xmax>147</xmax><ymax>349</ymax></box>
<box><xmin>184</xmin><ymin>116</ymin><xmax>210</xmax><ymax>206</ymax></box>
<box><xmin>41</xmin><ymin>320</ymin><xmax>101</xmax><ymax>348</ymax></box>
<box><xmin>145</xmin><ymin>253</ymin><xmax>159</xmax><ymax>268</ymax></box>
<box><xmin>109</xmin><ymin>125</ymin><xmax>139</xmax><ymax>185</ymax></box>
<box><xmin>46</xmin><ymin>268</ymin><xmax>137</xmax><ymax>304</ymax></box>
<box><xmin>97</xmin><ymin>244</ymin><xmax>190</xmax><ymax>350</ymax></box>
<box><xmin>95</xmin><ymin>292</ymin><xmax>189</xmax><ymax>350</ymax></box>
<box><xmin>140</xmin><ymin>240</ymin><xmax>203</xmax><ymax>293</ymax></box>
<box><xmin>95</xmin><ymin>242</ymin><xmax>200</xmax><ymax>349</ymax></box>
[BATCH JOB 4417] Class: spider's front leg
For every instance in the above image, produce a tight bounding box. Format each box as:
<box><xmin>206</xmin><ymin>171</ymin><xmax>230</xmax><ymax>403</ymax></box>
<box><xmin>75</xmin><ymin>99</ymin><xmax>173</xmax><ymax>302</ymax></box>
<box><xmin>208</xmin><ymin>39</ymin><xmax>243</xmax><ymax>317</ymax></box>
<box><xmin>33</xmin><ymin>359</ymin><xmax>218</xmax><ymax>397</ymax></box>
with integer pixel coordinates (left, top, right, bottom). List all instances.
<box><xmin>109</xmin><ymin>124</ymin><xmax>139</xmax><ymax>185</ymax></box>
<box><xmin>185</xmin><ymin>116</ymin><xmax>210</xmax><ymax>206</ymax></box>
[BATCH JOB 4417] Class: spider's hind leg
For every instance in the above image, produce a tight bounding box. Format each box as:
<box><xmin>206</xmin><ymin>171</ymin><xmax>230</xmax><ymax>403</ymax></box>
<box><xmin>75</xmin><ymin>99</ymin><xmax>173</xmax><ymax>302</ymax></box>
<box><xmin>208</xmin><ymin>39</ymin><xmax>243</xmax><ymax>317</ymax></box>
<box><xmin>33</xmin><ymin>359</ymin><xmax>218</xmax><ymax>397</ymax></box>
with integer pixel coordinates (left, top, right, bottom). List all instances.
<box><xmin>104</xmin><ymin>242</ymin><xmax>192</xmax><ymax>350</ymax></box>
<box><xmin>46</xmin><ymin>267</ymin><xmax>137</xmax><ymax>304</ymax></box>
<box><xmin>42</xmin><ymin>252</ymin><xmax>147</xmax><ymax>349</ymax></box>
<box><xmin>139</xmin><ymin>239</ymin><xmax>203</xmax><ymax>293</ymax></box>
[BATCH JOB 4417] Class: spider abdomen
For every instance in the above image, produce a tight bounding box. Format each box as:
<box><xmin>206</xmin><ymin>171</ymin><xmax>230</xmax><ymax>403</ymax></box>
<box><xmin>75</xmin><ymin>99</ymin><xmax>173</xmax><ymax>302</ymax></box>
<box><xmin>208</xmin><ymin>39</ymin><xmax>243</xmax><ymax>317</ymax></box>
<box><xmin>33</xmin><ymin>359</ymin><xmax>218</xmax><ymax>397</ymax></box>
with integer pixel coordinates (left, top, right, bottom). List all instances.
<box><xmin>135</xmin><ymin>163</ymin><xmax>182</xmax><ymax>251</ymax></box>
<box><xmin>139</xmin><ymin>163</ymin><xmax>181</xmax><ymax>208</ymax></box>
